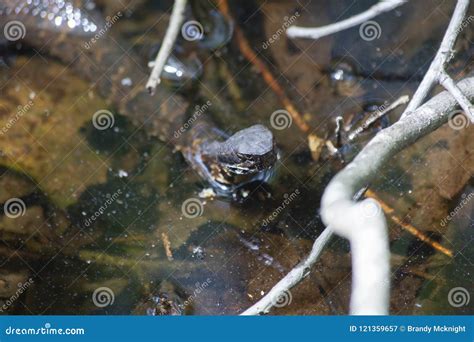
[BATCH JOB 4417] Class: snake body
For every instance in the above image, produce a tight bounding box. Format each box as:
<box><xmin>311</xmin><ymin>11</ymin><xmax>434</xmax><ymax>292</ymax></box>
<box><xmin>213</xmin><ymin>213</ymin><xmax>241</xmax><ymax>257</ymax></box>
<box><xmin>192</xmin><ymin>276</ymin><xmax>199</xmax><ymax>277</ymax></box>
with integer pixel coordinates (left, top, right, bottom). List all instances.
<box><xmin>0</xmin><ymin>0</ymin><xmax>277</xmax><ymax>193</ymax></box>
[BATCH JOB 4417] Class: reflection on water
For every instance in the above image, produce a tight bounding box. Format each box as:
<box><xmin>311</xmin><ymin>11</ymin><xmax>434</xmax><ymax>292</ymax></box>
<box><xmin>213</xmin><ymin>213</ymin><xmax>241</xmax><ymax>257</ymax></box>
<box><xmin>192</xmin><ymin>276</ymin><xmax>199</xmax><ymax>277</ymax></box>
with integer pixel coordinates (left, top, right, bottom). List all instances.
<box><xmin>0</xmin><ymin>0</ymin><xmax>472</xmax><ymax>316</ymax></box>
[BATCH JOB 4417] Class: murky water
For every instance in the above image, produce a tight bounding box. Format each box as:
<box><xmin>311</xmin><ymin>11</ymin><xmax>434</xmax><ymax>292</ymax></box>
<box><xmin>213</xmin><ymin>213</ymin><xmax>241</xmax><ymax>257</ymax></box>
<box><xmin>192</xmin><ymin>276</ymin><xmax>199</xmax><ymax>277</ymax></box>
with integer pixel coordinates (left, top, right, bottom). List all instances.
<box><xmin>0</xmin><ymin>0</ymin><xmax>472</xmax><ymax>316</ymax></box>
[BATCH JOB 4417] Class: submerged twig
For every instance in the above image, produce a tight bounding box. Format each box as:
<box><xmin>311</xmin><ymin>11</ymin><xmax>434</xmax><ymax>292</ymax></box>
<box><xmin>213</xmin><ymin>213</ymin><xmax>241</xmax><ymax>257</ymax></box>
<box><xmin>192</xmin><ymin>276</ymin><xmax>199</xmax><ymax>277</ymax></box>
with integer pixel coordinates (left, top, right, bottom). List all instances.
<box><xmin>401</xmin><ymin>0</ymin><xmax>473</xmax><ymax>121</ymax></box>
<box><xmin>161</xmin><ymin>232</ymin><xmax>174</xmax><ymax>261</ymax></box>
<box><xmin>321</xmin><ymin>77</ymin><xmax>474</xmax><ymax>314</ymax></box>
<box><xmin>286</xmin><ymin>0</ymin><xmax>407</xmax><ymax>40</ymax></box>
<box><xmin>366</xmin><ymin>190</ymin><xmax>453</xmax><ymax>258</ymax></box>
<box><xmin>217</xmin><ymin>0</ymin><xmax>325</xmax><ymax>160</ymax></box>
<box><xmin>217</xmin><ymin>0</ymin><xmax>310</xmax><ymax>132</ymax></box>
<box><xmin>146</xmin><ymin>0</ymin><xmax>187</xmax><ymax>95</ymax></box>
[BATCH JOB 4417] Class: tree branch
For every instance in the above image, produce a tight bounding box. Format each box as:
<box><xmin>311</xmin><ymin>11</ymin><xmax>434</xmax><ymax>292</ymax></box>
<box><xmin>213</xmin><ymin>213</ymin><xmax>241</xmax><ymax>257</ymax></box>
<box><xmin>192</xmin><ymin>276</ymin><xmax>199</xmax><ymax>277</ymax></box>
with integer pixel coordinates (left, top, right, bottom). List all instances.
<box><xmin>286</xmin><ymin>0</ymin><xmax>472</xmax><ymax>121</ymax></box>
<box><xmin>241</xmin><ymin>77</ymin><xmax>474</xmax><ymax>316</ymax></box>
<box><xmin>286</xmin><ymin>0</ymin><xmax>407</xmax><ymax>40</ymax></box>
<box><xmin>439</xmin><ymin>71</ymin><xmax>474</xmax><ymax>119</ymax></box>
<box><xmin>321</xmin><ymin>76</ymin><xmax>474</xmax><ymax>314</ymax></box>
<box><xmin>238</xmin><ymin>0</ymin><xmax>472</xmax><ymax>316</ymax></box>
<box><xmin>146</xmin><ymin>0</ymin><xmax>187</xmax><ymax>95</ymax></box>
<box><xmin>401</xmin><ymin>0</ymin><xmax>473</xmax><ymax>121</ymax></box>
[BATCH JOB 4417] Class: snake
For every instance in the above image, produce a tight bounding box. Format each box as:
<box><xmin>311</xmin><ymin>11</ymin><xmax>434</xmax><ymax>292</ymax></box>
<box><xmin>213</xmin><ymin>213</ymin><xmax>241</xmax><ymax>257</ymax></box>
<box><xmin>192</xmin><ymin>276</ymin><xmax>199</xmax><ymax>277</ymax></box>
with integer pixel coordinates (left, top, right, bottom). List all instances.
<box><xmin>0</xmin><ymin>0</ymin><xmax>277</xmax><ymax>194</ymax></box>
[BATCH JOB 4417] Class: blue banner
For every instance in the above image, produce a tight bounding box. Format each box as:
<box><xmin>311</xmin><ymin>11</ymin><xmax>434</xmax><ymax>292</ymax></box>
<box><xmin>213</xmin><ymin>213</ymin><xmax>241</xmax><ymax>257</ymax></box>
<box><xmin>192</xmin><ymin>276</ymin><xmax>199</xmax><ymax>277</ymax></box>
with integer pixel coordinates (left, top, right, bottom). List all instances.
<box><xmin>0</xmin><ymin>316</ymin><xmax>472</xmax><ymax>342</ymax></box>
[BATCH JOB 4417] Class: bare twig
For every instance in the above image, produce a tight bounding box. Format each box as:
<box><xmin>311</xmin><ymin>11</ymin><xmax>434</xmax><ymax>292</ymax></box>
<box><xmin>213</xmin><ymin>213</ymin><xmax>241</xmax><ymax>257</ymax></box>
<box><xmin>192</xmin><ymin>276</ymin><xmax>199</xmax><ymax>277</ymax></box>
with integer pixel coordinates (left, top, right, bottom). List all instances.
<box><xmin>146</xmin><ymin>0</ymin><xmax>187</xmax><ymax>95</ymax></box>
<box><xmin>240</xmin><ymin>187</ymin><xmax>453</xmax><ymax>315</ymax></box>
<box><xmin>348</xmin><ymin>95</ymin><xmax>410</xmax><ymax>141</ymax></box>
<box><xmin>286</xmin><ymin>0</ymin><xmax>407</xmax><ymax>40</ymax></box>
<box><xmin>321</xmin><ymin>77</ymin><xmax>474</xmax><ymax>314</ymax></box>
<box><xmin>401</xmin><ymin>0</ymin><xmax>473</xmax><ymax>121</ymax></box>
<box><xmin>241</xmin><ymin>226</ymin><xmax>333</xmax><ymax>315</ymax></box>
<box><xmin>439</xmin><ymin>71</ymin><xmax>474</xmax><ymax>119</ymax></box>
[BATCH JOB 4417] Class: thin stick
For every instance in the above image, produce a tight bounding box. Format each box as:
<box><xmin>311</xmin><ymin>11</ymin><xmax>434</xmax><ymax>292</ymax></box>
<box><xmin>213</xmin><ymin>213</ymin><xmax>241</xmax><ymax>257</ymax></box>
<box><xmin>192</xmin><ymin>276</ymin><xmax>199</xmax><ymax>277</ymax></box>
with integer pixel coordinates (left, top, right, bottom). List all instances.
<box><xmin>286</xmin><ymin>0</ymin><xmax>407</xmax><ymax>40</ymax></box>
<box><xmin>241</xmin><ymin>226</ymin><xmax>333</xmax><ymax>315</ymax></box>
<box><xmin>439</xmin><ymin>71</ymin><xmax>474</xmax><ymax>119</ymax></box>
<box><xmin>146</xmin><ymin>0</ymin><xmax>187</xmax><ymax>95</ymax></box>
<box><xmin>401</xmin><ymin>0</ymin><xmax>473</xmax><ymax>121</ymax></box>
<box><xmin>348</xmin><ymin>95</ymin><xmax>410</xmax><ymax>141</ymax></box>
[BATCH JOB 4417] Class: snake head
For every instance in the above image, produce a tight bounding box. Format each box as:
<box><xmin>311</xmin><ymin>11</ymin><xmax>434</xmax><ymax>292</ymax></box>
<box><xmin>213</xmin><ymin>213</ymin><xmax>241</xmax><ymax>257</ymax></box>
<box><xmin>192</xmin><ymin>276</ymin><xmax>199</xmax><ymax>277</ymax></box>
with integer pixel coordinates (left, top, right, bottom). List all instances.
<box><xmin>198</xmin><ymin>124</ymin><xmax>277</xmax><ymax>193</ymax></box>
<box><xmin>217</xmin><ymin>124</ymin><xmax>276</xmax><ymax>174</ymax></box>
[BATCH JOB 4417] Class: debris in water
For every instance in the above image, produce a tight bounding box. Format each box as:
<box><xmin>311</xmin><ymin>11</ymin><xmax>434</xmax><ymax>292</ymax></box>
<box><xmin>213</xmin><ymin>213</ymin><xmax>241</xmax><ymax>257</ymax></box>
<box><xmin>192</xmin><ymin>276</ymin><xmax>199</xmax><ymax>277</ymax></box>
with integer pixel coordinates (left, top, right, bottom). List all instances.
<box><xmin>118</xmin><ymin>169</ymin><xmax>128</xmax><ymax>178</ymax></box>
<box><xmin>199</xmin><ymin>188</ymin><xmax>216</xmax><ymax>198</ymax></box>
<box><xmin>192</xmin><ymin>246</ymin><xmax>205</xmax><ymax>260</ymax></box>
<box><xmin>121</xmin><ymin>77</ymin><xmax>133</xmax><ymax>86</ymax></box>
<box><xmin>161</xmin><ymin>232</ymin><xmax>174</xmax><ymax>261</ymax></box>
